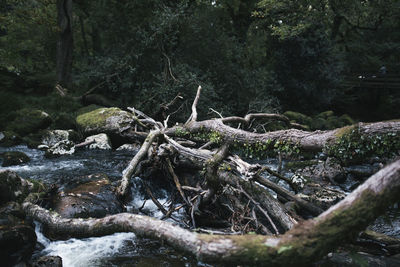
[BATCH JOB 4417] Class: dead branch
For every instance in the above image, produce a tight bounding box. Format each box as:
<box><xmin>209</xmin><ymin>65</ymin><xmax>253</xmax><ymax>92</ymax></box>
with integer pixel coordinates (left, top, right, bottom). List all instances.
<box><xmin>117</xmin><ymin>129</ymin><xmax>162</xmax><ymax>199</ymax></box>
<box><xmin>185</xmin><ymin>85</ymin><xmax>202</xmax><ymax>125</ymax></box>
<box><xmin>23</xmin><ymin>159</ymin><xmax>400</xmax><ymax>266</ymax></box>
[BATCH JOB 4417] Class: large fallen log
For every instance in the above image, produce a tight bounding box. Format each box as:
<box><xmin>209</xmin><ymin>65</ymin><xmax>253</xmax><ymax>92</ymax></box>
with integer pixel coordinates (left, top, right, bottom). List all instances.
<box><xmin>24</xmin><ymin>159</ymin><xmax>400</xmax><ymax>266</ymax></box>
<box><xmin>167</xmin><ymin>120</ymin><xmax>400</xmax><ymax>152</ymax></box>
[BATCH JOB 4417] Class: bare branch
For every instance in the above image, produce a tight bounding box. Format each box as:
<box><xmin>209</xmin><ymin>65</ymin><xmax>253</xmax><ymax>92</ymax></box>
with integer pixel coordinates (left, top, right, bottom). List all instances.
<box><xmin>185</xmin><ymin>85</ymin><xmax>202</xmax><ymax>125</ymax></box>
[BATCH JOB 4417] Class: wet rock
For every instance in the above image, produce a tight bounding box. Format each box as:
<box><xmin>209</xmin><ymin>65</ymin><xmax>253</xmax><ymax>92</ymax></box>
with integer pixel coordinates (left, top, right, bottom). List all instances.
<box><xmin>0</xmin><ymin>202</ymin><xmax>36</xmax><ymax>267</ymax></box>
<box><xmin>6</xmin><ymin>109</ymin><xmax>52</xmax><ymax>136</ymax></box>
<box><xmin>85</xmin><ymin>133</ymin><xmax>112</xmax><ymax>150</ymax></box>
<box><xmin>290</xmin><ymin>174</ymin><xmax>306</xmax><ymax>190</ymax></box>
<box><xmin>41</xmin><ymin>130</ymin><xmax>79</xmax><ymax>157</ymax></box>
<box><xmin>297</xmin><ymin>158</ymin><xmax>346</xmax><ymax>184</ymax></box>
<box><xmin>41</xmin><ymin>130</ymin><xmax>77</xmax><ymax>147</ymax></box>
<box><xmin>298</xmin><ymin>183</ymin><xmax>346</xmax><ymax>210</ymax></box>
<box><xmin>116</xmin><ymin>143</ymin><xmax>140</xmax><ymax>151</ymax></box>
<box><xmin>53</xmin><ymin>175</ymin><xmax>123</xmax><ymax>218</ymax></box>
<box><xmin>0</xmin><ymin>170</ymin><xmax>32</xmax><ymax>204</ymax></box>
<box><xmin>323</xmin><ymin>157</ymin><xmax>346</xmax><ymax>184</ymax></box>
<box><xmin>344</xmin><ymin>164</ymin><xmax>380</xmax><ymax>180</ymax></box>
<box><xmin>45</xmin><ymin>140</ymin><xmax>75</xmax><ymax>158</ymax></box>
<box><xmin>76</xmin><ymin>107</ymin><xmax>133</xmax><ymax>135</ymax></box>
<box><xmin>0</xmin><ymin>131</ymin><xmax>22</xmax><ymax>147</ymax></box>
<box><xmin>1</xmin><ymin>151</ymin><xmax>30</xmax><ymax>167</ymax></box>
<box><xmin>32</xmin><ymin>256</ymin><xmax>62</xmax><ymax>267</ymax></box>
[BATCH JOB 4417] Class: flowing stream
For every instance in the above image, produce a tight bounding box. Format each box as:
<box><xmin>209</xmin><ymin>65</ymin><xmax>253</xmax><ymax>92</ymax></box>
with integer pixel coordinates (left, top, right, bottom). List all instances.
<box><xmin>0</xmin><ymin>145</ymin><xmax>199</xmax><ymax>266</ymax></box>
<box><xmin>1</xmin><ymin>145</ymin><xmax>399</xmax><ymax>266</ymax></box>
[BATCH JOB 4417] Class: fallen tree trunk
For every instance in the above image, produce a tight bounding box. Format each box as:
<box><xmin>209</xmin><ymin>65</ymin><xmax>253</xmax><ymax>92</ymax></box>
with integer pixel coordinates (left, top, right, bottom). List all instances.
<box><xmin>24</xmin><ymin>159</ymin><xmax>400</xmax><ymax>266</ymax></box>
<box><xmin>167</xmin><ymin>120</ymin><xmax>400</xmax><ymax>151</ymax></box>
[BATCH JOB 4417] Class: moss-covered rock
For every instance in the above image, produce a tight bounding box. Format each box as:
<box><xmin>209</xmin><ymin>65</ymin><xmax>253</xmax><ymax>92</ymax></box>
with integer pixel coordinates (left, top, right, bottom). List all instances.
<box><xmin>310</xmin><ymin>117</ymin><xmax>329</xmax><ymax>130</ymax></box>
<box><xmin>0</xmin><ymin>170</ymin><xmax>32</xmax><ymax>204</ymax></box>
<box><xmin>338</xmin><ymin>114</ymin><xmax>355</xmax><ymax>126</ymax></box>
<box><xmin>6</xmin><ymin>109</ymin><xmax>52</xmax><ymax>136</ymax></box>
<box><xmin>0</xmin><ymin>131</ymin><xmax>22</xmax><ymax>147</ymax></box>
<box><xmin>316</xmin><ymin>110</ymin><xmax>335</xmax><ymax>119</ymax></box>
<box><xmin>76</xmin><ymin>104</ymin><xmax>103</xmax><ymax>116</ymax></box>
<box><xmin>283</xmin><ymin>111</ymin><xmax>312</xmax><ymax>125</ymax></box>
<box><xmin>76</xmin><ymin>107</ymin><xmax>133</xmax><ymax>135</ymax></box>
<box><xmin>1</xmin><ymin>151</ymin><xmax>30</xmax><ymax>167</ymax></box>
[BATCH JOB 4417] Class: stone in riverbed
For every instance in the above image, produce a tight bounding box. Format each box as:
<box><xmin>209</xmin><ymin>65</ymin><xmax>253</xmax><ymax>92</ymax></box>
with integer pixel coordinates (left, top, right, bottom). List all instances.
<box><xmin>76</xmin><ymin>107</ymin><xmax>133</xmax><ymax>135</ymax></box>
<box><xmin>41</xmin><ymin>130</ymin><xmax>79</xmax><ymax>157</ymax></box>
<box><xmin>85</xmin><ymin>133</ymin><xmax>112</xmax><ymax>150</ymax></box>
<box><xmin>45</xmin><ymin>140</ymin><xmax>75</xmax><ymax>158</ymax></box>
<box><xmin>32</xmin><ymin>256</ymin><xmax>63</xmax><ymax>267</ymax></box>
<box><xmin>0</xmin><ymin>201</ymin><xmax>37</xmax><ymax>267</ymax></box>
<box><xmin>1</xmin><ymin>151</ymin><xmax>30</xmax><ymax>167</ymax></box>
<box><xmin>0</xmin><ymin>170</ymin><xmax>32</xmax><ymax>204</ymax></box>
<box><xmin>52</xmin><ymin>175</ymin><xmax>123</xmax><ymax>218</ymax></box>
<box><xmin>116</xmin><ymin>143</ymin><xmax>140</xmax><ymax>151</ymax></box>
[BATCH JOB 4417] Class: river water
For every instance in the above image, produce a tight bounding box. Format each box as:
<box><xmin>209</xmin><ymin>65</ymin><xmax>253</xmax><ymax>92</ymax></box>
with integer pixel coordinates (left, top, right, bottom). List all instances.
<box><xmin>1</xmin><ymin>145</ymin><xmax>399</xmax><ymax>266</ymax></box>
<box><xmin>0</xmin><ymin>145</ymin><xmax>200</xmax><ymax>266</ymax></box>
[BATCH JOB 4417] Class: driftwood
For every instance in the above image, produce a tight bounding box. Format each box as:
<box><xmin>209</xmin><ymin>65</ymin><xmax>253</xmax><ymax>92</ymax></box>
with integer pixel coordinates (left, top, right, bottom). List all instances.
<box><xmin>23</xmin><ymin>159</ymin><xmax>400</xmax><ymax>266</ymax></box>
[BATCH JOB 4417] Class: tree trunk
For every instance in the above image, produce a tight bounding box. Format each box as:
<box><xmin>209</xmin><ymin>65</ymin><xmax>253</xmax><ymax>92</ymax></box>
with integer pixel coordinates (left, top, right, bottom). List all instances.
<box><xmin>167</xmin><ymin>120</ymin><xmax>400</xmax><ymax>151</ymax></box>
<box><xmin>56</xmin><ymin>0</ymin><xmax>73</xmax><ymax>88</ymax></box>
<box><xmin>23</xmin><ymin>159</ymin><xmax>400</xmax><ymax>266</ymax></box>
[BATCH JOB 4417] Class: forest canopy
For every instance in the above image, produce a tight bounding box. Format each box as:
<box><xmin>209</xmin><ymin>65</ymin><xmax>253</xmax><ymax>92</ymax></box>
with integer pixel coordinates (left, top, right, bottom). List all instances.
<box><xmin>1</xmin><ymin>0</ymin><xmax>399</xmax><ymax>122</ymax></box>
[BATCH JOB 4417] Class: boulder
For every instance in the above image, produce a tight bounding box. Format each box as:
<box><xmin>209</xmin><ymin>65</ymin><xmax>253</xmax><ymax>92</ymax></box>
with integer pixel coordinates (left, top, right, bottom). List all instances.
<box><xmin>41</xmin><ymin>130</ymin><xmax>79</xmax><ymax>157</ymax></box>
<box><xmin>1</xmin><ymin>151</ymin><xmax>30</xmax><ymax>167</ymax></box>
<box><xmin>76</xmin><ymin>107</ymin><xmax>133</xmax><ymax>135</ymax></box>
<box><xmin>45</xmin><ymin>140</ymin><xmax>75</xmax><ymax>158</ymax></box>
<box><xmin>0</xmin><ymin>202</ymin><xmax>37</xmax><ymax>267</ymax></box>
<box><xmin>6</xmin><ymin>109</ymin><xmax>52</xmax><ymax>136</ymax></box>
<box><xmin>32</xmin><ymin>256</ymin><xmax>63</xmax><ymax>267</ymax></box>
<box><xmin>297</xmin><ymin>158</ymin><xmax>346</xmax><ymax>184</ymax></box>
<box><xmin>316</xmin><ymin>110</ymin><xmax>334</xmax><ymax>119</ymax></box>
<box><xmin>85</xmin><ymin>133</ymin><xmax>112</xmax><ymax>150</ymax></box>
<box><xmin>116</xmin><ymin>143</ymin><xmax>140</xmax><ymax>151</ymax></box>
<box><xmin>0</xmin><ymin>131</ymin><xmax>22</xmax><ymax>147</ymax></box>
<box><xmin>322</xmin><ymin>157</ymin><xmax>347</xmax><ymax>184</ymax></box>
<box><xmin>298</xmin><ymin>184</ymin><xmax>346</xmax><ymax>210</ymax></box>
<box><xmin>53</xmin><ymin>175</ymin><xmax>123</xmax><ymax>218</ymax></box>
<box><xmin>0</xmin><ymin>170</ymin><xmax>32</xmax><ymax>204</ymax></box>
<box><xmin>41</xmin><ymin>130</ymin><xmax>78</xmax><ymax>147</ymax></box>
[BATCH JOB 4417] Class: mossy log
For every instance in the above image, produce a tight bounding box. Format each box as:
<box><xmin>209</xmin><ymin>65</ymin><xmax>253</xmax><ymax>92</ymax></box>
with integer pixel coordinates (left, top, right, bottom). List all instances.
<box><xmin>24</xmin><ymin>160</ymin><xmax>400</xmax><ymax>266</ymax></box>
<box><xmin>166</xmin><ymin>120</ymin><xmax>400</xmax><ymax>152</ymax></box>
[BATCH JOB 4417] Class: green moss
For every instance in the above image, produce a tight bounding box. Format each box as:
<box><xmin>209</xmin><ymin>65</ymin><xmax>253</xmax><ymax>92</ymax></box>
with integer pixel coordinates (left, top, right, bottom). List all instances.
<box><xmin>310</xmin><ymin>117</ymin><xmax>328</xmax><ymax>130</ymax></box>
<box><xmin>316</xmin><ymin>110</ymin><xmax>334</xmax><ymax>119</ymax></box>
<box><xmin>326</xmin><ymin>128</ymin><xmax>399</xmax><ymax>164</ymax></box>
<box><xmin>76</xmin><ymin>107</ymin><xmax>122</xmax><ymax>130</ymax></box>
<box><xmin>233</xmin><ymin>139</ymin><xmax>301</xmax><ymax>160</ymax></box>
<box><xmin>283</xmin><ymin>111</ymin><xmax>312</xmax><ymax>125</ymax></box>
<box><xmin>339</xmin><ymin>114</ymin><xmax>355</xmax><ymax>126</ymax></box>
<box><xmin>6</xmin><ymin>108</ymin><xmax>52</xmax><ymax>136</ymax></box>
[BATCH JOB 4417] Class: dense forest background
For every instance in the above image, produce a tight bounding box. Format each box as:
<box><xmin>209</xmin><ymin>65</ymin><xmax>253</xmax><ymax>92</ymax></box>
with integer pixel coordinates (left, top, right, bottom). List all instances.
<box><xmin>1</xmin><ymin>0</ymin><xmax>399</xmax><ymax>131</ymax></box>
